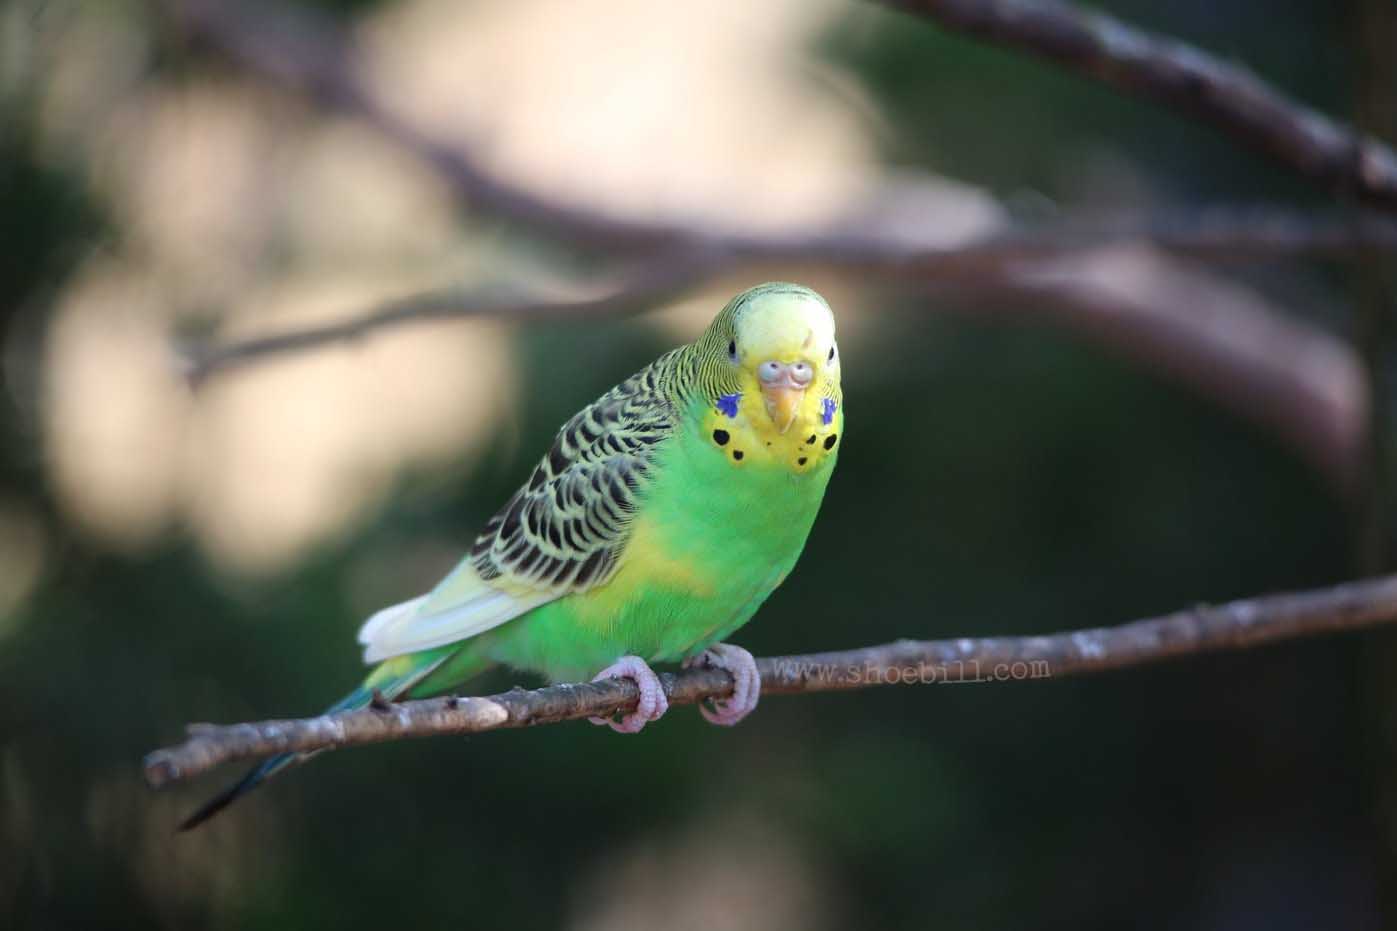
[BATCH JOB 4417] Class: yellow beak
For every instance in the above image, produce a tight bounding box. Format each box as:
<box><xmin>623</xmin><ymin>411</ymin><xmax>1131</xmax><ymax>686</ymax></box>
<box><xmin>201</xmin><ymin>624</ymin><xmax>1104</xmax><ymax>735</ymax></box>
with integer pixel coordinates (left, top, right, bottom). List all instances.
<box><xmin>761</xmin><ymin>384</ymin><xmax>805</xmax><ymax>434</ymax></box>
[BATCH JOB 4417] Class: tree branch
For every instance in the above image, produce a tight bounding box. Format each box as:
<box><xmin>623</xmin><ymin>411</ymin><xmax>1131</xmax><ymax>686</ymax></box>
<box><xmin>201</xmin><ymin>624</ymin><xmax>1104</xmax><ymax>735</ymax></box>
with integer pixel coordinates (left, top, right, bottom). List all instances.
<box><xmin>178</xmin><ymin>251</ymin><xmax>730</xmax><ymax>384</ymax></box>
<box><xmin>165</xmin><ymin>0</ymin><xmax>705</xmax><ymax>252</ymax></box>
<box><xmin>166</xmin><ymin>0</ymin><xmax>1397</xmax><ymax>239</ymax></box>
<box><xmin>178</xmin><ymin>234</ymin><xmax>1370</xmax><ymax>489</ymax></box>
<box><xmin>883</xmin><ymin>0</ymin><xmax>1397</xmax><ymax>211</ymax></box>
<box><xmin>145</xmin><ymin>573</ymin><xmax>1397</xmax><ymax>788</ymax></box>
<box><xmin>157</xmin><ymin>0</ymin><xmax>1383</xmax><ymax>490</ymax></box>
<box><xmin>178</xmin><ymin>208</ymin><xmax>1397</xmax><ymax>383</ymax></box>
<box><xmin>157</xmin><ymin>0</ymin><xmax>1380</xmax><ymax>488</ymax></box>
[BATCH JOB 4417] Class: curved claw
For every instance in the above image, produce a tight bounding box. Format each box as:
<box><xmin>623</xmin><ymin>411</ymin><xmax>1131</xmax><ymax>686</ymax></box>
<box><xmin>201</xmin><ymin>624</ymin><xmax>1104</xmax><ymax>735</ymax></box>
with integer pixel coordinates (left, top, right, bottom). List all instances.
<box><xmin>588</xmin><ymin>655</ymin><xmax>669</xmax><ymax>734</ymax></box>
<box><xmin>685</xmin><ymin>643</ymin><xmax>760</xmax><ymax>727</ymax></box>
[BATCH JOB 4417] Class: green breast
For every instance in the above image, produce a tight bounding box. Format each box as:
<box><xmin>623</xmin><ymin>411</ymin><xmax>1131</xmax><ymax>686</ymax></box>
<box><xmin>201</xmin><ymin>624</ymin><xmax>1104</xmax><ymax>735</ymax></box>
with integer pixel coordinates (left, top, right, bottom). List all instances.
<box><xmin>658</xmin><ymin>393</ymin><xmax>838</xmax><ymax>567</ymax></box>
<box><xmin>483</xmin><ymin>394</ymin><xmax>840</xmax><ymax>681</ymax></box>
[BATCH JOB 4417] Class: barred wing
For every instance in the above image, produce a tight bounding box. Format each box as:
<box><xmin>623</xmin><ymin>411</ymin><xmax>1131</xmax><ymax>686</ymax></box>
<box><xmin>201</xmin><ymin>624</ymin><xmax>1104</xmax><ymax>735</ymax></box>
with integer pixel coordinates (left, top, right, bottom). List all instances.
<box><xmin>469</xmin><ymin>359</ymin><xmax>677</xmax><ymax>591</ymax></box>
<box><xmin>358</xmin><ymin>355</ymin><xmax>680</xmax><ymax>661</ymax></box>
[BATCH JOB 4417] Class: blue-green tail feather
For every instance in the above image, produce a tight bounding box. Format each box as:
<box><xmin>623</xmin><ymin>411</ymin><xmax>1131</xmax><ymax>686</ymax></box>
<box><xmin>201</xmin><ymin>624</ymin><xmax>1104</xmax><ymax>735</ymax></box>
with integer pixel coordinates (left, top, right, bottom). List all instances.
<box><xmin>178</xmin><ymin>650</ymin><xmax>456</xmax><ymax>832</ymax></box>
<box><xmin>176</xmin><ymin>686</ymin><xmax>375</xmax><ymax>832</ymax></box>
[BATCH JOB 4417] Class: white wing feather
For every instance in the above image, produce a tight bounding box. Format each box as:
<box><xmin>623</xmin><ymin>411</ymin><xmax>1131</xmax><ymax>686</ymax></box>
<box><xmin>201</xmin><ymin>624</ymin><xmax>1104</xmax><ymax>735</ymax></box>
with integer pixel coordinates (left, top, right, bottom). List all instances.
<box><xmin>357</xmin><ymin>561</ymin><xmax>558</xmax><ymax>663</ymax></box>
<box><xmin>356</xmin><ymin>352</ymin><xmax>678</xmax><ymax>665</ymax></box>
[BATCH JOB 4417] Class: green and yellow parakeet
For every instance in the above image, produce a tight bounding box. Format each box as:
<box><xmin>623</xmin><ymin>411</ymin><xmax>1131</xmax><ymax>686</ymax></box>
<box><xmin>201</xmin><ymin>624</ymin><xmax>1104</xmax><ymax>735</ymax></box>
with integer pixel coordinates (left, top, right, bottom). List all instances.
<box><xmin>182</xmin><ymin>282</ymin><xmax>844</xmax><ymax>829</ymax></box>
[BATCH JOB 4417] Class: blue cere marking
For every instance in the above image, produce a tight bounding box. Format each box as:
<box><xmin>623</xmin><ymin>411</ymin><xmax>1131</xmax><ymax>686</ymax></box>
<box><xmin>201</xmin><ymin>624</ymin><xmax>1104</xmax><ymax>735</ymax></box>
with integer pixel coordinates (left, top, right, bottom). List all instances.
<box><xmin>716</xmin><ymin>393</ymin><xmax>741</xmax><ymax>418</ymax></box>
<box><xmin>821</xmin><ymin>398</ymin><xmax>837</xmax><ymax>425</ymax></box>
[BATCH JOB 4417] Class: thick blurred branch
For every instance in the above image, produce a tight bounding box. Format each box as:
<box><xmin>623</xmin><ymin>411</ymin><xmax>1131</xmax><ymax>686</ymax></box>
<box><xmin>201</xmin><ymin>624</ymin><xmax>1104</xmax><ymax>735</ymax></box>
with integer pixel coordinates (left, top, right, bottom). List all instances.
<box><xmin>170</xmin><ymin>0</ymin><xmax>1397</xmax><ymax>222</ymax></box>
<box><xmin>883</xmin><ymin>0</ymin><xmax>1397</xmax><ymax>211</ymax></box>
<box><xmin>958</xmin><ymin>245</ymin><xmax>1368</xmax><ymax>487</ymax></box>
<box><xmin>166</xmin><ymin>0</ymin><xmax>701</xmax><ymax>251</ymax></box>
<box><xmin>145</xmin><ymin>574</ymin><xmax>1397</xmax><ymax>788</ymax></box>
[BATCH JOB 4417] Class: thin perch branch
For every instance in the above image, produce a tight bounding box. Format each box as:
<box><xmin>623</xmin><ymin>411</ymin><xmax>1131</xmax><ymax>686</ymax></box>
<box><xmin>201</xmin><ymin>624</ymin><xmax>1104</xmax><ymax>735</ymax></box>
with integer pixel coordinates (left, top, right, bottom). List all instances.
<box><xmin>144</xmin><ymin>573</ymin><xmax>1397</xmax><ymax>789</ymax></box>
<box><xmin>883</xmin><ymin>0</ymin><xmax>1397</xmax><ymax>210</ymax></box>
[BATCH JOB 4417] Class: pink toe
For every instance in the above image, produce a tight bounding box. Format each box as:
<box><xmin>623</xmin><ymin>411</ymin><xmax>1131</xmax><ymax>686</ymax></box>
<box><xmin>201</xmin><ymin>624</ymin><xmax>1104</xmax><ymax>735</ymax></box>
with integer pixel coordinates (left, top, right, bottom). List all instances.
<box><xmin>609</xmin><ymin>713</ymin><xmax>648</xmax><ymax>734</ymax></box>
<box><xmin>696</xmin><ymin>643</ymin><xmax>760</xmax><ymax>727</ymax></box>
<box><xmin>590</xmin><ymin>655</ymin><xmax>668</xmax><ymax>734</ymax></box>
<box><xmin>699</xmin><ymin>704</ymin><xmax>738</xmax><ymax>726</ymax></box>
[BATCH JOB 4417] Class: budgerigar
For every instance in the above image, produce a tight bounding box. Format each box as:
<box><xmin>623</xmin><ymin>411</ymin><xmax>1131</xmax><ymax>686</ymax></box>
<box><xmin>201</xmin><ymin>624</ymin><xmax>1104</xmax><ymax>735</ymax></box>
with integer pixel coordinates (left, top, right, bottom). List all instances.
<box><xmin>182</xmin><ymin>282</ymin><xmax>844</xmax><ymax>829</ymax></box>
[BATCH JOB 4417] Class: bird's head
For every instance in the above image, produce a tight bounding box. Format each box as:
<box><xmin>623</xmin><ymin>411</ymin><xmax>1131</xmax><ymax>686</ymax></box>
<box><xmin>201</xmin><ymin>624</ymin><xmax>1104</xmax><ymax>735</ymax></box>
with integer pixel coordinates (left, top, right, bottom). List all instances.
<box><xmin>701</xmin><ymin>283</ymin><xmax>840</xmax><ymax>434</ymax></box>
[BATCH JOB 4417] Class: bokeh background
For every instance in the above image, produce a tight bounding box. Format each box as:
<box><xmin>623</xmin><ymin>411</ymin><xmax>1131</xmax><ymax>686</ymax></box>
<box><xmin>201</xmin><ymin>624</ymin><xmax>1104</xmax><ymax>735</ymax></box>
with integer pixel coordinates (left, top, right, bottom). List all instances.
<box><xmin>2</xmin><ymin>0</ymin><xmax>1394</xmax><ymax>928</ymax></box>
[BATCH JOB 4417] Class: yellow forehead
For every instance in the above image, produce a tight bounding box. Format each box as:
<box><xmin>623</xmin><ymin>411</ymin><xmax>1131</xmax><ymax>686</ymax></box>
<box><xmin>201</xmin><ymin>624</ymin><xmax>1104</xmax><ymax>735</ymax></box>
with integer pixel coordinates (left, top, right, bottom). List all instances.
<box><xmin>733</xmin><ymin>291</ymin><xmax>835</xmax><ymax>361</ymax></box>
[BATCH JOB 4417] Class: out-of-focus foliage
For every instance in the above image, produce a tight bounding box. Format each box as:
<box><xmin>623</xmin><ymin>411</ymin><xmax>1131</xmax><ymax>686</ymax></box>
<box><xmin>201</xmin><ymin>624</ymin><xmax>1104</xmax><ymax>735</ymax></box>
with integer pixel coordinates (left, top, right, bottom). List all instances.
<box><xmin>0</xmin><ymin>0</ymin><xmax>1385</xmax><ymax>928</ymax></box>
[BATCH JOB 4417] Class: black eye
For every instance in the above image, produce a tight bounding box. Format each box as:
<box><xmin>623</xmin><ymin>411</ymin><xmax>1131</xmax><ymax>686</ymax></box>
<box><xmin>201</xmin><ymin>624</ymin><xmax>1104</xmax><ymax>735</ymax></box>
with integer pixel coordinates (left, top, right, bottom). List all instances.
<box><xmin>728</xmin><ymin>340</ymin><xmax>737</xmax><ymax>361</ymax></box>
<box><xmin>828</xmin><ymin>345</ymin><xmax>836</xmax><ymax>362</ymax></box>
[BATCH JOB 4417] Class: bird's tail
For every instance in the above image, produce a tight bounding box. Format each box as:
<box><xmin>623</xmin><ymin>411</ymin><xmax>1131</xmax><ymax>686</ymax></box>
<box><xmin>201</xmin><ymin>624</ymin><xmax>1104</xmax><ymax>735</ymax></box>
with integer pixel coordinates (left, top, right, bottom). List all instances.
<box><xmin>177</xmin><ymin>650</ymin><xmax>453</xmax><ymax>832</ymax></box>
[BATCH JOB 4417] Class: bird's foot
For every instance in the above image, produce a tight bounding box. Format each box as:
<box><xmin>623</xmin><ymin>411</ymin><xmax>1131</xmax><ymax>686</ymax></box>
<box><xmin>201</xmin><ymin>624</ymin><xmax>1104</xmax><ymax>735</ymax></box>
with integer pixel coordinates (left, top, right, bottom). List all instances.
<box><xmin>589</xmin><ymin>655</ymin><xmax>669</xmax><ymax>734</ymax></box>
<box><xmin>684</xmin><ymin>642</ymin><xmax>760</xmax><ymax>726</ymax></box>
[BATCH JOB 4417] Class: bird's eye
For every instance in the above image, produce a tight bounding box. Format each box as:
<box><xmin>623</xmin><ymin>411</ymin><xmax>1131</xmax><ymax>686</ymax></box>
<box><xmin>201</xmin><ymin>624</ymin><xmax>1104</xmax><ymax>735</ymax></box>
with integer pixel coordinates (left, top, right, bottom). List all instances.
<box><xmin>728</xmin><ymin>340</ymin><xmax>738</xmax><ymax>361</ymax></box>
<box><xmin>828</xmin><ymin>345</ymin><xmax>836</xmax><ymax>362</ymax></box>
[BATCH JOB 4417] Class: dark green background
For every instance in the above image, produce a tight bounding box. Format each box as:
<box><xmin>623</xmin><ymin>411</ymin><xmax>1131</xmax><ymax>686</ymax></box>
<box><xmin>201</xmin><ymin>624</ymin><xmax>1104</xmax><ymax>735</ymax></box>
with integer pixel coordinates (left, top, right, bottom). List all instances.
<box><xmin>2</xmin><ymin>1</ymin><xmax>1391</xmax><ymax>928</ymax></box>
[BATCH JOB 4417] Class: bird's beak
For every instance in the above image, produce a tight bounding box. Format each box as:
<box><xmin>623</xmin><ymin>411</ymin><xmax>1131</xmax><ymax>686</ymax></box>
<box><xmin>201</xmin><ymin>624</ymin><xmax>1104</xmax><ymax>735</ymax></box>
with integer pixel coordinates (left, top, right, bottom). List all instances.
<box><xmin>756</xmin><ymin>359</ymin><xmax>814</xmax><ymax>434</ymax></box>
<box><xmin>761</xmin><ymin>382</ymin><xmax>805</xmax><ymax>434</ymax></box>
<box><xmin>765</xmin><ymin>380</ymin><xmax>810</xmax><ymax>430</ymax></box>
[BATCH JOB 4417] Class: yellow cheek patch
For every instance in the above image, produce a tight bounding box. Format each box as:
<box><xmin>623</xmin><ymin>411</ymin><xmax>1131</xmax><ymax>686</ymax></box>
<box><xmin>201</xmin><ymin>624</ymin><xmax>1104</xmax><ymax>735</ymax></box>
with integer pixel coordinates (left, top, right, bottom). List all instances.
<box><xmin>703</xmin><ymin>392</ymin><xmax>839</xmax><ymax>475</ymax></box>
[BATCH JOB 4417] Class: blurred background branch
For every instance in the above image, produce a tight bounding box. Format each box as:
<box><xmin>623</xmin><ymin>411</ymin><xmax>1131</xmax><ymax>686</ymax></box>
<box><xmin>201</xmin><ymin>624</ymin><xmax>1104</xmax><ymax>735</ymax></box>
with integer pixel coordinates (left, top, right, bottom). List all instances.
<box><xmin>181</xmin><ymin>231</ymin><xmax>1372</xmax><ymax>489</ymax></box>
<box><xmin>145</xmin><ymin>573</ymin><xmax>1397</xmax><ymax>785</ymax></box>
<box><xmin>161</xmin><ymin>0</ymin><xmax>1384</xmax><ymax>491</ymax></box>
<box><xmin>163</xmin><ymin>0</ymin><xmax>708</xmax><ymax>250</ymax></box>
<box><xmin>883</xmin><ymin>0</ymin><xmax>1397</xmax><ymax>210</ymax></box>
<box><xmin>166</xmin><ymin>0</ymin><xmax>1397</xmax><ymax>231</ymax></box>
<box><xmin>183</xmin><ymin>207</ymin><xmax>1397</xmax><ymax>383</ymax></box>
